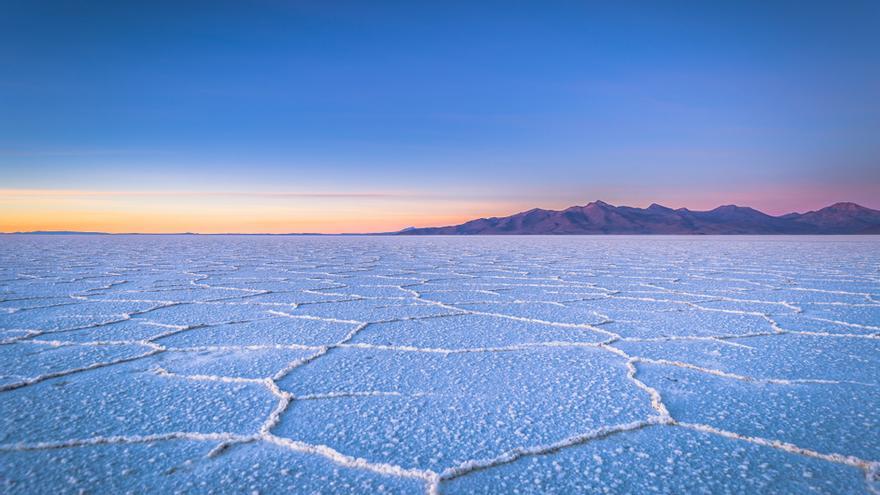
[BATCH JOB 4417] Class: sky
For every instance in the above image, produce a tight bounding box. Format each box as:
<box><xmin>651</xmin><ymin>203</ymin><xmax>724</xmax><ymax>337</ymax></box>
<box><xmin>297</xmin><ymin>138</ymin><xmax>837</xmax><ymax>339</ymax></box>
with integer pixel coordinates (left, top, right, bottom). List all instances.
<box><xmin>2</xmin><ymin>0</ymin><xmax>879</xmax><ymax>233</ymax></box>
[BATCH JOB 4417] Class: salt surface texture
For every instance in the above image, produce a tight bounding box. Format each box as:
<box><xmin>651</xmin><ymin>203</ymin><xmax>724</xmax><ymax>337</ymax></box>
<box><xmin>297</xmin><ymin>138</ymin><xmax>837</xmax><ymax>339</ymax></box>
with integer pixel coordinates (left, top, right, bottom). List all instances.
<box><xmin>1</xmin><ymin>235</ymin><xmax>878</xmax><ymax>494</ymax></box>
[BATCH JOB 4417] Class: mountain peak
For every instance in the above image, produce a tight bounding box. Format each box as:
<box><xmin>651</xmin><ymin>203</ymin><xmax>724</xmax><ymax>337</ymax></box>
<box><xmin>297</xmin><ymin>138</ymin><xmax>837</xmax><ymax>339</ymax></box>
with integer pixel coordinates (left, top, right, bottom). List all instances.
<box><xmin>711</xmin><ymin>204</ymin><xmax>748</xmax><ymax>211</ymax></box>
<box><xmin>825</xmin><ymin>202</ymin><xmax>869</xmax><ymax>212</ymax></box>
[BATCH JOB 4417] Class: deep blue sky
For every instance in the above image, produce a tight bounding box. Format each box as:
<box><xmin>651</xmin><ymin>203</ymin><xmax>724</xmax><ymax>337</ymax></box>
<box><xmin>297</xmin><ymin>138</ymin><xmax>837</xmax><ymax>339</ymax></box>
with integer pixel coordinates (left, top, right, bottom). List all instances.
<box><xmin>2</xmin><ymin>1</ymin><xmax>879</xmax><ymax>232</ymax></box>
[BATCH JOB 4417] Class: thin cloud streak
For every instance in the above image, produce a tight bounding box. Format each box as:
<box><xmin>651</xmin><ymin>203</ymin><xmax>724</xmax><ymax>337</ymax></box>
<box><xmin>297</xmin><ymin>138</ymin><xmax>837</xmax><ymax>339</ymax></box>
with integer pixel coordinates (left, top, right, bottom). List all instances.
<box><xmin>0</xmin><ymin>189</ymin><xmax>548</xmax><ymax>203</ymax></box>
<box><xmin>0</xmin><ymin>149</ymin><xmax>173</xmax><ymax>157</ymax></box>
<box><xmin>0</xmin><ymin>189</ymin><xmax>410</xmax><ymax>199</ymax></box>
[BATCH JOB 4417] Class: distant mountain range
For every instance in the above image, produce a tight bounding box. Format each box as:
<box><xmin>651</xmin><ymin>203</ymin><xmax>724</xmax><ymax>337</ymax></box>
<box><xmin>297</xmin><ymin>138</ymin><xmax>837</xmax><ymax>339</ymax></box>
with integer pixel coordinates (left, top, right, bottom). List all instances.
<box><xmin>7</xmin><ymin>202</ymin><xmax>879</xmax><ymax>236</ymax></box>
<box><xmin>10</xmin><ymin>230</ymin><xmax>110</xmax><ymax>235</ymax></box>
<box><xmin>398</xmin><ymin>201</ymin><xmax>880</xmax><ymax>235</ymax></box>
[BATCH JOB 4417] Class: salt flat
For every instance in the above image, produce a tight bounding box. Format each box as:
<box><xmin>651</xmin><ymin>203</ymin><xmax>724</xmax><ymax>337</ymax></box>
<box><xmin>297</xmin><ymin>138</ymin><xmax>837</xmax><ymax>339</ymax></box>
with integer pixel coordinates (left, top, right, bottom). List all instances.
<box><xmin>0</xmin><ymin>235</ymin><xmax>878</xmax><ymax>494</ymax></box>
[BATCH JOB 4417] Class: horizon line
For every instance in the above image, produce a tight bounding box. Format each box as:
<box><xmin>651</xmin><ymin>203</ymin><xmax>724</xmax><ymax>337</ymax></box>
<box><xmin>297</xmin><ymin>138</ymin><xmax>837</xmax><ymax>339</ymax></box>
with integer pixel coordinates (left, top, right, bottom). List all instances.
<box><xmin>3</xmin><ymin>200</ymin><xmax>875</xmax><ymax>236</ymax></box>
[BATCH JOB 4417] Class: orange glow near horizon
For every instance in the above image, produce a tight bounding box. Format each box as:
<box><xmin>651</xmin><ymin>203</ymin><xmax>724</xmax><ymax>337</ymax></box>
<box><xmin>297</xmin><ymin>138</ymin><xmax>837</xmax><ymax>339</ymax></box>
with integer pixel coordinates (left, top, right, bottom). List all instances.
<box><xmin>0</xmin><ymin>189</ymin><xmax>527</xmax><ymax>234</ymax></box>
<box><xmin>2</xmin><ymin>187</ymin><xmax>878</xmax><ymax>234</ymax></box>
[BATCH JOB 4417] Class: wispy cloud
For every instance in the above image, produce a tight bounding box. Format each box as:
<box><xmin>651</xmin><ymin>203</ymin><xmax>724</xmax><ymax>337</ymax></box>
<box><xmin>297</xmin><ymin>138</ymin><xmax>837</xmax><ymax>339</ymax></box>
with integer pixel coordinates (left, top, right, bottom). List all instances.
<box><xmin>0</xmin><ymin>189</ymin><xmax>409</xmax><ymax>199</ymax></box>
<box><xmin>0</xmin><ymin>148</ymin><xmax>177</xmax><ymax>157</ymax></box>
<box><xmin>0</xmin><ymin>189</ymin><xmax>549</xmax><ymax>204</ymax></box>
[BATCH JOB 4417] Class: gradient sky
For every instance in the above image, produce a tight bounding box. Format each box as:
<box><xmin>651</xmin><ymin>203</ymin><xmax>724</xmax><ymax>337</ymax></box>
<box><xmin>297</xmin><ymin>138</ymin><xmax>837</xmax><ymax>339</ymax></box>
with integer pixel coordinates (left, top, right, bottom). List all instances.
<box><xmin>2</xmin><ymin>1</ymin><xmax>879</xmax><ymax>233</ymax></box>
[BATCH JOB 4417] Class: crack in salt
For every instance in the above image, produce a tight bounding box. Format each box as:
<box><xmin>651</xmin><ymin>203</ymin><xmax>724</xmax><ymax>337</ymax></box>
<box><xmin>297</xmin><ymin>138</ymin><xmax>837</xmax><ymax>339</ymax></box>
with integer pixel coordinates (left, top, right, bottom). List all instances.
<box><xmin>2</xmin><ymin>241</ymin><xmax>878</xmax><ymax>494</ymax></box>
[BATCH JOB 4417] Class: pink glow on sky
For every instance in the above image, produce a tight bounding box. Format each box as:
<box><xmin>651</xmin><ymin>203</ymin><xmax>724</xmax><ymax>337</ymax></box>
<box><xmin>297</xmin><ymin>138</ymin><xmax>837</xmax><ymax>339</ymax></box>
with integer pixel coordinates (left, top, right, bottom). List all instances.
<box><xmin>1</xmin><ymin>184</ymin><xmax>877</xmax><ymax>234</ymax></box>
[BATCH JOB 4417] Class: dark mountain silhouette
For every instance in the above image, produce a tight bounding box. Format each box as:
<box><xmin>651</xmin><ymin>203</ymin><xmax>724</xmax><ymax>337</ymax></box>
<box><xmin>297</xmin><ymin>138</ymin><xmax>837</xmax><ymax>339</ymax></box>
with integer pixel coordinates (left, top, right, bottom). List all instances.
<box><xmin>398</xmin><ymin>201</ymin><xmax>880</xmax><ymax>235</ymax></box>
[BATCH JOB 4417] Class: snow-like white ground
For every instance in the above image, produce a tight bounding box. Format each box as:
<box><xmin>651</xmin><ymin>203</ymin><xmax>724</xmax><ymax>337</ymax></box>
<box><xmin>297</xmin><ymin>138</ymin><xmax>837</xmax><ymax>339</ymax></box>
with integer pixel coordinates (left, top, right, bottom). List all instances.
<box><xmin>1</xmin><ymin>235</ymin><xmax>878</xmax><ymax>494</ymax></box>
